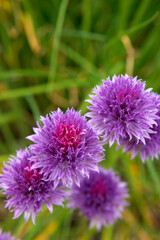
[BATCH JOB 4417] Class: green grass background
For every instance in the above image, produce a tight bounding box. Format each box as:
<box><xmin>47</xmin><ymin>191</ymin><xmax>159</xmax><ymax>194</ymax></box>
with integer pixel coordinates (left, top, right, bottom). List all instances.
<box><xmin>0</xmin><ymin>0</ymin><xmax>160</xmax><ymax>239</ymax></box>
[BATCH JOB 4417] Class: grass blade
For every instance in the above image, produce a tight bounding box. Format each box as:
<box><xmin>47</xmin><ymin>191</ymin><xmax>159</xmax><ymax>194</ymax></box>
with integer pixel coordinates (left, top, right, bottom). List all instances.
<box><xmin>0</xmin><ymin>79</ymin><xmax>90</xmax><ymax>101</ymax></box>
<box><xmin>48</xmin><ymin>0</ymin><xmax>69</xmax><ymax>86</ymax></box>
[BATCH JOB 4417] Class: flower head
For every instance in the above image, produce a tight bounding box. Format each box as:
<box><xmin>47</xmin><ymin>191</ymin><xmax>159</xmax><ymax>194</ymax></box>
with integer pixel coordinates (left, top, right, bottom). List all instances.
<box><xmin>68</xmin><ymin>168</ymin><xmax>129</xmax><ymax>230</ymax></box>
<box><xmin>87</xmin><ymin>74</ymin><xmax>159</xmax><ymax>146</ymax></box>
<box><xmin>119</xmin><ymin>95</ymin><xmax>160</xmax><ymax>162</ymax></box>
<box><xmin>0</xmin><ymin>148</ymin><xmax>66</xmax><ymax>224</ymax></box>
<box><xmin>27</xmin><ymin>108</ymin><xmax>104</xmax><ymax>187</ymax></box>
<box><xmin>0</xmin><ymin>229</ymin><xmax>17</xmax><ymax>240</ymax></box>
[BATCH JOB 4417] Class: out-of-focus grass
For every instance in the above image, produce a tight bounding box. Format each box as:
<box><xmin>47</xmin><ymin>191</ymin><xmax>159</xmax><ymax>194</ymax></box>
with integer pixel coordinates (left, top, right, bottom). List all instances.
<box><xmin>0</xmin><ymin>0</ymin><xmax>160</xmax><ymax>239</ymax></box>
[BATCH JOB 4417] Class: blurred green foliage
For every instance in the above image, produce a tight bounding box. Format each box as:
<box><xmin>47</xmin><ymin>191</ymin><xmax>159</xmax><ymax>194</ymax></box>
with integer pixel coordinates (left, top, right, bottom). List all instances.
<box><xmin>0</xmin><ymin>0</ymin><xmax>160</xmax><ymax>239</ymax></box>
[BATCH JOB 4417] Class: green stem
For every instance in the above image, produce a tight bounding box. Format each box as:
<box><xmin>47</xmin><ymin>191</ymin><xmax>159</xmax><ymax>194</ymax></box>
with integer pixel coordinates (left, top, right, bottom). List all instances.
<box><xmin>146</xmin><ymin>158</ymin><xmax>160</xmax><ymax>197</ymax></box>
<box><xmin>25</xmin><ymin>95</ymin><xmax>41</xmax><ymax>121</ymax></box>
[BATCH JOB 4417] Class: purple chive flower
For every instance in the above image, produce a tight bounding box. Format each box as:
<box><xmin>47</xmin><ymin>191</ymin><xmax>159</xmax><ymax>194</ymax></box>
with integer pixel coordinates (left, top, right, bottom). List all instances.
<box><xmin>27</xmin><ymin>108</ymin><xmax>104</xmax><ymax>188</ymax></box>
<box><xmin>68</xmin><ymin>168</ymin><xmax>129</xmax><ymax>230</ymax></box>
<box><xmin>0</xmin><ymin>148</ymin><xmax>66</xmax><ymax>224</ymax></box>
<box><xmin>119</xmin><ymin>95</ymin><xmax>160</xmax><ymax>162</ymax></box>
<box><xmin>0</xmin><ymin>229</ymin><xmax>18</xmax><ymax>240</ymax></box>
<box><xmin>87</xmin><ymin>74</ymin><xmax>159</xmax><ymax>146</ymax></box>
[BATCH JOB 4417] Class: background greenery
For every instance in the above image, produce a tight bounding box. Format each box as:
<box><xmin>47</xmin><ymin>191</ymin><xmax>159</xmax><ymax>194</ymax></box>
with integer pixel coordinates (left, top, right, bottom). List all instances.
<box><xmin>0</xmin><ymin>0</ymin><xmax>160</xmax><ymax>239</ymax></box>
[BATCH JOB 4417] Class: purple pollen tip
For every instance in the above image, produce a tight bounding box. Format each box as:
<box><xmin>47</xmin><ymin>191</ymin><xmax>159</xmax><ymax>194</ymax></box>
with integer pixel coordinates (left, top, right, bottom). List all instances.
<box><xmin>23</xmin><ymin>166</ymin><xmax>42</xmax><ymax>187</ymax></box>
<box><xmin>53</xmin><ymin>122</ymin><xmax>86</xmax><ymax>152</ymax></box>
<box><xmin>91</xmin><ymin>177</ymin><xmax>107</xmax><ymax>197</ymax></box>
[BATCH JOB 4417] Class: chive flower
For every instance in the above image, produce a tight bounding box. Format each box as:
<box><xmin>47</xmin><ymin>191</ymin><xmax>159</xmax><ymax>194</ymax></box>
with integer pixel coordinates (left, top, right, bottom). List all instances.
<box><xmin>87</xmin><ymin>74</ymin><xmax>159</xmax><ymax>146</ymax></box>
<box><xmin>27</xmin><ymin>108</ymin><xmax>104</xmax><ymax>188</ymax></box>
<box><xmin>0</xmin><ymin>148</ymin><xmax>66</xmax><ymax>224</ymax></box>
<box><xmin>68</xmin><ymin>168</ymin><xmax>129</xmax><ymax>230</ymax></box>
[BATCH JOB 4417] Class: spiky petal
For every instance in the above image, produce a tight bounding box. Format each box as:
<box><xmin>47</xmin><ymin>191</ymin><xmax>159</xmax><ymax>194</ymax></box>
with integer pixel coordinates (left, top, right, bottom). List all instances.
<box><xmin>118</xmin><ymin>94</ymin><xmax>160</xmax><ymax>162</ymax></box>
